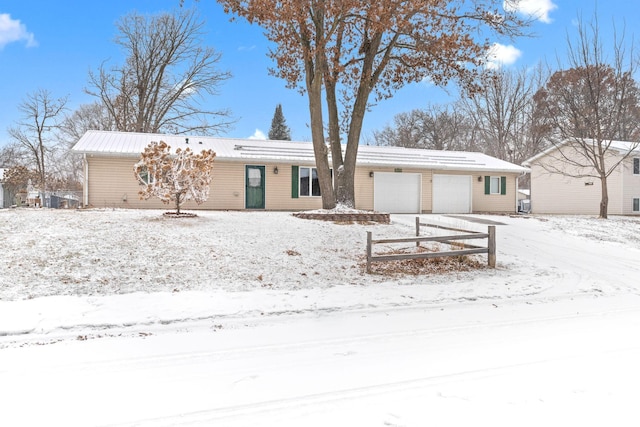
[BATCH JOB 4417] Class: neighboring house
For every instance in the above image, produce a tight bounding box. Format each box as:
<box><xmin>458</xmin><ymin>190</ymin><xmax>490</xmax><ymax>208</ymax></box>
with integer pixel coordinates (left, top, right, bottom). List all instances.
<box><xmin>72</xmin><ymin>130</ymin><xmax>528</xmax><ymax>214</ymax></box>
<box><xmin>523</xmin><ymin>140</ymin><xmax>640</xmax><ymax>215</ymax></box>
<box><xmin>517</xmin><ymin>189</ymin><xmax>530</xmax><ymax>201</ymax></box>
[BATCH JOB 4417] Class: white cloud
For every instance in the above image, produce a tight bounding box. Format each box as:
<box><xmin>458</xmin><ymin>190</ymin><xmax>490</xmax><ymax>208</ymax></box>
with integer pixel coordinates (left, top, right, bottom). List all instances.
<box><xmin>486</xmin><ymin>43</ymin><xmax>522</xmax><ymax>69</ymax></box>
<box><xmin>248</xmin><ymin>129</ymin><xmax>267</xmax><ymax>140</ymax></box>
<box><xmin>503</xmin><ymin>0</ymin><xmax>557</xmax><ymax>24</ymax></box>
<box><xmin>0</xmin><ymin>13</ymin><xmax>37</xmax><ymax>49</ymax></box>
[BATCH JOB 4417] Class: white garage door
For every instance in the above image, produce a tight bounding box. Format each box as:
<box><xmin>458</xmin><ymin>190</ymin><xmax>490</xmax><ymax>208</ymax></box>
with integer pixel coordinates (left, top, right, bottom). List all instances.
<box><xmin>373</xmin><ymin>172</ymin><xmax>421</xmax><ymax>213</ymax></box>
<box><xmin>432</xmin><ymin>174</ymin><xmax>472</xmax><ymax>214</ymax></box>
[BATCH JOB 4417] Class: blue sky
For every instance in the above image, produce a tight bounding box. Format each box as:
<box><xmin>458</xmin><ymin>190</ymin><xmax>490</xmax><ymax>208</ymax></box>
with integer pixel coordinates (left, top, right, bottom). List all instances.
<box><xmin>1</xmin><ymin>0</ymin><xmax>638</xmax><ymax>148</ymax></box>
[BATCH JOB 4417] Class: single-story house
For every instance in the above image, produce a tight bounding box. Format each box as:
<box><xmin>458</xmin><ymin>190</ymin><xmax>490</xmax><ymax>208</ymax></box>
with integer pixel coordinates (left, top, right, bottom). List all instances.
<box><xmin>523</xmin><ymin>139</ymin><xmax>640</xmax><ymax>215</ymax></box>
<box><xmin>72</xmin><ymin>130</ymin><xmax>528</xmax><ymax>214</ymax></box>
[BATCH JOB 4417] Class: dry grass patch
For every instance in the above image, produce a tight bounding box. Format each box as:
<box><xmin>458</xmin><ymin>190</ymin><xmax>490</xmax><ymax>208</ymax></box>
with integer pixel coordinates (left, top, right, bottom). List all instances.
<box><xmin>363</xmin><ymin>245</ymin><xmax>486</xmax><ymax>275</ymax></box>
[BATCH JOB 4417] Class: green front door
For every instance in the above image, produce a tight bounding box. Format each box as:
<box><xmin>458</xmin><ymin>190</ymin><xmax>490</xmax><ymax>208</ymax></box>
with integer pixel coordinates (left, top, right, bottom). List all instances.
<box><xmin>245</xmin><ymin>165</ymin><xmax>265</xmax><ymax>209</ymax></box>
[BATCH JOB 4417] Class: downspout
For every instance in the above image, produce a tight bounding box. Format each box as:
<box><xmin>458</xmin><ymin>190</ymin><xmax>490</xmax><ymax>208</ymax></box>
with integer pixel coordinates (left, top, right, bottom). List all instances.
<box><xmin>83</xmin><ymin>154</ymin><xmax>89</xmax><ymax>207</ymax></box>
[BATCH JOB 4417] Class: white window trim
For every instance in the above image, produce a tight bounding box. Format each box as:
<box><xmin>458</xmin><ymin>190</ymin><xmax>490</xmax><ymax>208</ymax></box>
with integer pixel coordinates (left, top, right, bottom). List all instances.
<box><xmin>138</xmin><ymin>167</ymin><xmax>152</xmax><ymax>185</ymax></box>
<box><xmin>489</xmin><ymin>176</ymin><xmax>501</xmax><ymax>195</ymax></box>
<box><xmin>299</xmin><ymin>166</ymin><xmax>320</xmax><ymax>197</ymax></box>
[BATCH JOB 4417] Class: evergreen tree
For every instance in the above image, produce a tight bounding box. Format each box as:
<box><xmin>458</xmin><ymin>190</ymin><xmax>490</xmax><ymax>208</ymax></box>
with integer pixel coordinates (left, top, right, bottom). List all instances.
<box><xmin>268</xmin><ymin>104</ymin><xmax>291</xmax><ymax>140</ymax></box>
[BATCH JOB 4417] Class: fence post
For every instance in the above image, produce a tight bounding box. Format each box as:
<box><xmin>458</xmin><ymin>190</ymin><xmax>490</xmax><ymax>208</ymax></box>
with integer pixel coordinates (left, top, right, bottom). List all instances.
<box><xmin>415</xmin><ymin>216</ymin><xmax>420</xmax><ymax>247</ymax></box>
<box><xmin>488</xmin><ymin>225</ymin><xmax>496</xmax><ymax>268</ymax></box>
<box><xmin>366</xmin><ymin>231</ymin><xmax>372</xmax><ymax>274</ymax></box>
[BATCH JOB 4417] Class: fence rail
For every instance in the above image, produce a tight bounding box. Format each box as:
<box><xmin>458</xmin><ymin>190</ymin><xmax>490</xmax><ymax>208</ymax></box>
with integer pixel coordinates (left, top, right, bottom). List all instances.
<box><xmin>365</xmin><ymin>217</ymin><xmax>496</xmax><ymax>273</ymax></box>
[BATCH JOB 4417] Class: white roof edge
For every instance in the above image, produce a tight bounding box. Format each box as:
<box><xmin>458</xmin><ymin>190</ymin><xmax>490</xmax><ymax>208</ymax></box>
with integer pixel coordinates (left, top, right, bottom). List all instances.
<box><xmin>523</xmin><ymin>138</ymin><xmax>640</xmax><ymax>166</ymax></box>
<box><xmin>73</xmin><ymin>130</ymin><xmax>529</xmax><ymax>173</ymax></box>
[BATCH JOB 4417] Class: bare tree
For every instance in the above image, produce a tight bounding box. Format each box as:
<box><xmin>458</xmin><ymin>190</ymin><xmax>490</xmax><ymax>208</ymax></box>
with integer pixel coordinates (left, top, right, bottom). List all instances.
<box><xmin>133</xmin><ymin>141</ymin><xmax>216</xmax><ymax>215</ymax></box>
<box><xmin>460</xmin><ymin>65</ymin><xmax>548</xmax><ymax>165</ymax></box>
<box><xmin>87</xmin><ymin>8</ymin><xmax>233</xmax><ymax>135</ymax></box>
<box><xmin>373</xmin><ymin>105</ymin><xmax>477</xmax><ymax>151</ymax></box>
<box><xmin>0</xmin><ymin>142</ymin><xmax>29</xmax><ymax>167</ymax></box>
<box><xmin>218</xmin><ymin>0</ymin><xmax>529</xmax><ymax>209</ymax></box>
<box><xmin>533</xmin><ymin>15</ymin><xmax>640</xmax><ymax>218</ymax></box>
<box><xmin>59</xmin><ymin>102</ymin><xmax>116</xmax><ymax>143</ymax></box>
<box><xmin>7</xmin><ymin>89</ymin><xmax>68</xmax><ymax>199</ymax></box>
<box><xmin>56</xmin><ymin>102</ymin><xmax>117</xmax><ymax>189</ymax></box>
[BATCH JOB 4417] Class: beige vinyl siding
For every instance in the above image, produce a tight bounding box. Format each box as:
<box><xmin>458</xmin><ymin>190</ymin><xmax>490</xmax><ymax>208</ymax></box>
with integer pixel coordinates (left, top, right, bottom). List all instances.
<box><xmin>87</xmin><ymin>156</ymin><xmax>246</xmax><ymax>210</ymax></box>
<box><xmin>265</xmin><ymin>164</ymin><xmax>323</xmax><ymax>211</ymax></box>
<box><xmin>354</xmin><ymin>168</ymin><xmax>375</xmax><ymax>210</ymax></box>
<box><xmin>622</xmin><ymin>157</ymin><xmax>640</xmax><ymax>215</ymax></box>
<box><xmin>529</xmin><ymin>151</ymin><xmax>625</xmax><ymax>215</ymax></box>
<box><xmin>85</xmin><ymin>156</ymin><xmax>519</xmax><ymax>213</ymax></box>
<box><xmin>421</xmin><ymin>170</ymin><xmax>433</xmax><ymax>212</ymax></box>
<box><xmin>473</xmin><ymin>173</ymin><xmax>518</xmax><ymax>213</ymax></box>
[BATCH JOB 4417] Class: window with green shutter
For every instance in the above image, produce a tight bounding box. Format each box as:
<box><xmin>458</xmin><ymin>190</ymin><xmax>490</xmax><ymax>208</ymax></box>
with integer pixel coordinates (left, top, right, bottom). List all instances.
<box><xmin>485</xmin><ymin>176</ymin><xmax>507</xmax><ymax>195</ymax></box>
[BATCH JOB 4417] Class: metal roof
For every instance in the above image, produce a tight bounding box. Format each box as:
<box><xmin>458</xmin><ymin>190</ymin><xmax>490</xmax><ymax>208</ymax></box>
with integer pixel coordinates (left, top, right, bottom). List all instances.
<box><xmin>523</xmin><ymin>138</ymin><xmax>640</xmax><ymax>166</ymax></box>
<box><xmin>72</xmin><ymin>130</ymin><xmax>529</xmax><ymax>173</ymax></box>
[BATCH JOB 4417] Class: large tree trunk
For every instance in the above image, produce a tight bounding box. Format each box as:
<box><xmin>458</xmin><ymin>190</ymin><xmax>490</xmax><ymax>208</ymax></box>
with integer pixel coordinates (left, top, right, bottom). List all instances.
<box><xmin>324</xmin><ymin>75</ymin><xmax>348</xmax><ymax>207</ymax></box>
<box><xmin>331</xmin><ymin>31</ymin><xmax>383</xmax><ymax>209</ymax></box>
<box><xmin>304</xmin><ymin>8</ymin><xmax>335</xmax><ymax>210</ymax></box>
<box><xmin>599</xmin><ymin>174</ymin><xmax>608</xmax><ymax>219</ymax></box>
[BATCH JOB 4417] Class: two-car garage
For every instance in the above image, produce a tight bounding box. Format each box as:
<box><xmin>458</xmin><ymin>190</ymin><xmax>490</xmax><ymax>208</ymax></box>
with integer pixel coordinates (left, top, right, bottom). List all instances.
<box><xmin>373</xmin><ymin>172</ymin><xmax>472</xmax><ymax>214</ymax></box>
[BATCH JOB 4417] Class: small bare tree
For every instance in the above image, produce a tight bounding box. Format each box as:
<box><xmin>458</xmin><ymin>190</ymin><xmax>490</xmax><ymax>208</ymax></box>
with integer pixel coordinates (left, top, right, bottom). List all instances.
<box><xmin>133</xmin><ymin>141</ymin><xmax>216</xmax><ymax>215</ymax></box>
<box><xmin>87</xmin><ymin>8</ymin><xmax>232</xmax><ymax>135</ymax></box>
<box><xmin>533</xmin><ymin>14</ymin><xmax>640</xmax><ymax>218</ymax></box>
<box><xmin>7</xmin><ymin>89</ymin><xmax>68</xmax><ymax>201</ymax></box>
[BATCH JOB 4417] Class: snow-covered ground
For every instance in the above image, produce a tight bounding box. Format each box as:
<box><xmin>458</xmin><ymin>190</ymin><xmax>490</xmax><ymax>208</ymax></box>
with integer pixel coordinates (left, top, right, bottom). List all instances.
<box><xmin>1</xmin><ymin>208</ymin><xmax>640</xmax><ymax>426</ymax></box>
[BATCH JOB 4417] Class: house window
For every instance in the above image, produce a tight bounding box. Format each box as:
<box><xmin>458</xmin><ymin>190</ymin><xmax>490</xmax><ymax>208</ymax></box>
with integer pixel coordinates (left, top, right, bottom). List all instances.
<box><xmin>484</xmin><ymin>176</ymin><xmax>507</xmax><ymax>195</ymax></box>
<box><xmin>292</xmin><ymin>166</ymin><xmax>331</xmax><ymax>198</ymax></box>
<box><xmin>634</xmin><ymin>158</ymin><xmax>639</xmax><ymax>175</ymax></box>
<box><xmin>634</xmin><ymin>198</ymin><xmax>640</xmax><ymax>212</ymax></box>
<box><xmin>299</xmin><ymin>167</ymin><xmax>321</xmax><ymax>197</ymax></box>
<box><xmin>291</xmin><ymin>166</ymin><xmax>320</xmax><ymax>198</ymax></box>
<box><xmin>138</xmin><ymin>167</ymin><xmax>151</xmax><ymax>184</ymax></box>
<box><xmin>489</xmin><ymin>176</ymin><xmax>501</xmax><ymax>194</ymax></box>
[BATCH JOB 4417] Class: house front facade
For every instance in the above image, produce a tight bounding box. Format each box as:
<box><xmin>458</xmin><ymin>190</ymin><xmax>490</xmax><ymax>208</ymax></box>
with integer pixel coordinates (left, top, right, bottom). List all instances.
<box><xmin>72</xmin><ymin>130</ymin><xmax>528</xmax><ymax>214</ymax></box>
<box><xmin>523</xmin><ymin>140</ymin><xmax>640</xmax><ymax>215</ymax></box>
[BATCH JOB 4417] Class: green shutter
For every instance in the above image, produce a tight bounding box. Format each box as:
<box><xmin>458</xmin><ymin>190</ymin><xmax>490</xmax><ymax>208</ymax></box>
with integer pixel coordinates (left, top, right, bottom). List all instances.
<box><xmin>484</xmin><ymin>176</ymin><xmax>490</xmax><ymax>195</ymax></box>
<box><xmin>501</xmin><ymin>176</ymin><xmax>507</xmax><ymax>195</ymax></box>
<box><xmin>291</xmin><ymin>166</ymin><xmax>299</xmax><ymax>198</ymax></box>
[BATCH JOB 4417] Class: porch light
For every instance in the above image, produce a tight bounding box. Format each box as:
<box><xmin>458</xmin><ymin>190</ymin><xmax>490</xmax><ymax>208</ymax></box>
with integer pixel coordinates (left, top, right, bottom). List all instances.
<box><xmin>274</xmin><ymin>166</ymin><xmax>279</xmax><ymax>174</ymax></box>
<box><xmin>369</xmin><ymin>171</ymin><xmax>374</xmax><ymax>177</ymax></box>
<box><xmin>478</xmin><ymin>176</ymin><xmax>483</xmax><ymax>182</ymax></box>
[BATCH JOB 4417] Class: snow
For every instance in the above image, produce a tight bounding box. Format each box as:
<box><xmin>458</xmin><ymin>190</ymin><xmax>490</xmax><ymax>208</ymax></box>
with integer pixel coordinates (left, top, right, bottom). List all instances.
<box><xmin>1</xmin><ymin>208</ymin><xmax>640</xmax><ymax>426</ymax></box>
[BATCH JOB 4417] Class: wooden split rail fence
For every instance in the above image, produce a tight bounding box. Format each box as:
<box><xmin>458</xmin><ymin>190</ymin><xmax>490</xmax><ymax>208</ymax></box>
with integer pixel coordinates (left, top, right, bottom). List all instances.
<box><xmin>365</xmin><ymin>217</ymin><xmax>496</xmax><ymax>273</ymax></box>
